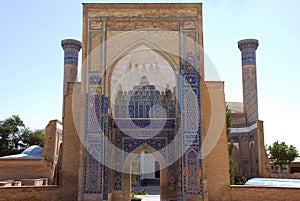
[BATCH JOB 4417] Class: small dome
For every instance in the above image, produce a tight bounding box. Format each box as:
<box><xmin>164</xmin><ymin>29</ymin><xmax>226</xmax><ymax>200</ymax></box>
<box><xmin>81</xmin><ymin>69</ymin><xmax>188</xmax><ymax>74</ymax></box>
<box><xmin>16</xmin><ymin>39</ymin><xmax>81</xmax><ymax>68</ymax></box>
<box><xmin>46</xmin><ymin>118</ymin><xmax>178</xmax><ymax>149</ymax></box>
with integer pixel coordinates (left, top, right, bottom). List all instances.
<box><xmin>0</xmin><ymin>145</ymin><xmax>43</xmax><ymax>158</ymax></box>
<box><xmin>245</xmin><ymin>178</ymin><xmax>300</xmax><ymax>187</ymax></box>
<box><xmin>22</xmin><ymin>145</ymin><xmax>43</xmax><ymax>157</ymax></box>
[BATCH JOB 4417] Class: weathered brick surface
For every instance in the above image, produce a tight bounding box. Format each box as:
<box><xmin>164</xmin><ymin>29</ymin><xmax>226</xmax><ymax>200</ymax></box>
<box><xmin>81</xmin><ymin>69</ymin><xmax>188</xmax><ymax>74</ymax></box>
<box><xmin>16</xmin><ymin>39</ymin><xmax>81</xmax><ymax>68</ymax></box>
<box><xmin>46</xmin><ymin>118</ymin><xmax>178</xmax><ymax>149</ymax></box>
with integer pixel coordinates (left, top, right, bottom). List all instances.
<box><xmin>0</xmin><ymin>186</ymin><xmax>60</xmax><ymax>201</ymax></box>
<box><xmin>231</xmin><ymin>113</ymin><xmax>246</xmax><ymax>126</ymax></box>
<box><xmin>257</xmin><ymin>120</ymin><xmax>271</xmax><ymax>177</ymax></box>
<box><xmin>231</xmin><ymin>186</ymin><xmax>300</xmax><ymax>201</ymax></box>
<box><xmin>60</xmin><ymin>82</ymin><xmax>80</xmax><ymax>201</ymax></box>
<box><xmin>0</xmin><ymin>158</ymin><xmax>51</xmax><ymax>181</ymax></box>
<box><xmin>202</xmin><ymin>81</ymin><xmax>231</xmax><ymax>201</ymax></box>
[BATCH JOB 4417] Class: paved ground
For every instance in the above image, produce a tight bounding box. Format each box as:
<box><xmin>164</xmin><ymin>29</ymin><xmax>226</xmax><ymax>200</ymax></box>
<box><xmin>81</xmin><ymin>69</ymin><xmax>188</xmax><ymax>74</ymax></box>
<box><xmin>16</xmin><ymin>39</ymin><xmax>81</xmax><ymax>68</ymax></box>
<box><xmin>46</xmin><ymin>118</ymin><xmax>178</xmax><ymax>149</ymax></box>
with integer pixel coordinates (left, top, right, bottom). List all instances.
<box><xmin>132</xmin><ymin>186</ymin><xmax>160</xmax><ymax>195</ymax></box>
<box><xmin>135</xmin><ymin>195</ymin><xmax>160</xmax><ymax>201</ymax></box>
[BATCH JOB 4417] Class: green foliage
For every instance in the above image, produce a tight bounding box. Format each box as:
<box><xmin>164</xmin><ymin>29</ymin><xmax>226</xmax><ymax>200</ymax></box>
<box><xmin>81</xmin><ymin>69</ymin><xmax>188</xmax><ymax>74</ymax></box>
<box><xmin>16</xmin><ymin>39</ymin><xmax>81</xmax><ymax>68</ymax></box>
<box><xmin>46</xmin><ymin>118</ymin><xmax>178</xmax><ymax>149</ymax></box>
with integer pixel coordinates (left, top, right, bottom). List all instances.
<box><xmin>131</xmin><ymin>191</ymin><xmax>145</xmax><ymax>200</ymax></box>
<box><xmin>131</xmin><ymin>159</ymin><xmax>140</xmax><ymax>187</ymax></box>
<box><xmin>226</xmin><ymin>105</ymin><xmax>232</xmax><ymax>141</ymax></box>
<box><xmin>230</xmin><ymin>164</ymin><xmax>238</xmax><ymax>185</ymax></box>
<box><xmin>234</xmin><ymin>176</ymin><xmax>248</xmax><ymax>185</ymax></box>
<box><xmin>226</xmin><ymin>104</ymin><xmax>235</xmax><ymax>184</ymax></box>
<box><xmin>226</xmin><ymin>105</ymin><xmax>233</xmax><ymax>156</ymax></box>
<box><xmin>0</xmin><ymin>115</ymin><xmax>25</xmax><ymax>156</ymax></box>
<box><xmin>0</xmin><ymin>115</ymin><xmax>45</xmax><ymax>157</ymax></box>
<box><xmin>133</xmin><ymin>190</ymin><xmax>148</xmax><ymax>195</ymax></box>
<box><xmin>268</xmin><ymin>141</ymin><xmax>299</xmax><ymax>172</ymax></box>
<box><xmin>131</xmin><ymin>198</ymin><xmax>142</xmax><ymax>201</ymax></box>
<box><xmin>21</xmin><ymin>129</ymin><xmax>45</xmax><ymax>148</ymax></box>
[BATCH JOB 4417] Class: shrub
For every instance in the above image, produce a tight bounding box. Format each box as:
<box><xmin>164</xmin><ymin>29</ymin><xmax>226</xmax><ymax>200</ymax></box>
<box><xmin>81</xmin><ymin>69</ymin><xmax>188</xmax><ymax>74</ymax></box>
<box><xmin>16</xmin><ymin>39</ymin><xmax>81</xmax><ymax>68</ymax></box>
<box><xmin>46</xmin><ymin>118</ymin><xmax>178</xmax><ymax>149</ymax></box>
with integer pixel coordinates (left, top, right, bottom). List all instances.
<box><xmin>234</xmin><ymin>176</ymin><xmax>249</xmax><ymax>185</ymax></box>
<box><xmin>131</xmin><ymin>198</ymin><xmax>142</xmax><ymax>201</ymax></box>
<box><xmin>134</xmin><ymin>190</ymin><xmax>148</xmax><ymax>195</ymax></box>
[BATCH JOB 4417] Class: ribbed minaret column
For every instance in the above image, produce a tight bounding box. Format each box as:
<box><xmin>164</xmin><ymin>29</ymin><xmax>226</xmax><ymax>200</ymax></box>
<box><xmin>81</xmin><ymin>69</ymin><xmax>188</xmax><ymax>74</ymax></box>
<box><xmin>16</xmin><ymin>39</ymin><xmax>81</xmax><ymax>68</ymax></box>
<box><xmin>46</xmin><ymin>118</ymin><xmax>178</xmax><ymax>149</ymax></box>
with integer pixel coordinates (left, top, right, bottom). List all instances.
<box><xmin>61</xmin><ymin>39</ymin><xmax>82</xmax><ymax>97</ymax></box>
<box><xmin>238</xmin><ymin>39</ymin><xmax>259</xmax><ymax>125</ymax></box>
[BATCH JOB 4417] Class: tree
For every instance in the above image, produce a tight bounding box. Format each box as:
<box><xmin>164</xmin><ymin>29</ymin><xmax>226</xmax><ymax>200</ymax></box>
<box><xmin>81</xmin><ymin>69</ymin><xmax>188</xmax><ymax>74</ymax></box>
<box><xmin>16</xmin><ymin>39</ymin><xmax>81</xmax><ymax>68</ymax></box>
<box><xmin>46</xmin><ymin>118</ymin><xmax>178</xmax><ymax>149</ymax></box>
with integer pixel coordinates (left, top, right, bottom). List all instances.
<box><xmin>268</xmin><ymin>141</ymin><xmax>299</xmax><ymax>172</ymax></box>
<box><xmin>226</xmin><ymin>104</ymin><xmax>236</xmax><ymax>184</ymax></box>
<box><xmin>226</xmin><ymin>105</ymin><xmax>233</xmax><ymax>155</ymax></box>
<box><xmin>0</xmin><ymin>115</ymin><xmax>25</xmax><ymax>156</ymax></box>
<box><xmin>21</xmin><ymin>128</ymin><xmax>45</xmax><ymax>148</ymax></box>
<box><xmin>131</xmin><ymin>158</ymin><xmax>140</xmax><ymax>187</ymax></box>
<box><xmin>0</xmin><ymin>115</ymin><xmax>45</xmax><ymax>156</ymax></box>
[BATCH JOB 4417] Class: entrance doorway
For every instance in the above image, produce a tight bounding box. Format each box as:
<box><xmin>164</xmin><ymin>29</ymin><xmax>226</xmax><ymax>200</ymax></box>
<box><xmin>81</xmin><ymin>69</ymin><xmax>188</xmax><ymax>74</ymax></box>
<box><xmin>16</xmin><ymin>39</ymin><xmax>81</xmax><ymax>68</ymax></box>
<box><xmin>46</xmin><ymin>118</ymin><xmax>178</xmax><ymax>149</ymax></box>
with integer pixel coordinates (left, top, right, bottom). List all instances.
<box><xmin>131</xmin><ymin>151</ymin><xmax>161</xmax><ymax>197</ymax></box>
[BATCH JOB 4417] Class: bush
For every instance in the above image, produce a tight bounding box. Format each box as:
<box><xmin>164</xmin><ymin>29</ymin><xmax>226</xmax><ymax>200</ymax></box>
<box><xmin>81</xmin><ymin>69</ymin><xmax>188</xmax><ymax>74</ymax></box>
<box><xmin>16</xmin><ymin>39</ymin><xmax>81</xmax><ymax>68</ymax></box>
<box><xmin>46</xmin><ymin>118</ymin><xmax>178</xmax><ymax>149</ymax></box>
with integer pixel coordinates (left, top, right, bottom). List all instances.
<box><xmin>131</xmin><ymin>198</ymin><xmax>142</xmax><ymax>201</ymax></box>
<box><xmin>234</xmin><ymin>176</ymin><xmax>249</xmax><ymax>185</ymax></box>
<box><xmin>134</xmin><ymin>190</ymin><xmax>148</xmax><ymax>195</ymax></box>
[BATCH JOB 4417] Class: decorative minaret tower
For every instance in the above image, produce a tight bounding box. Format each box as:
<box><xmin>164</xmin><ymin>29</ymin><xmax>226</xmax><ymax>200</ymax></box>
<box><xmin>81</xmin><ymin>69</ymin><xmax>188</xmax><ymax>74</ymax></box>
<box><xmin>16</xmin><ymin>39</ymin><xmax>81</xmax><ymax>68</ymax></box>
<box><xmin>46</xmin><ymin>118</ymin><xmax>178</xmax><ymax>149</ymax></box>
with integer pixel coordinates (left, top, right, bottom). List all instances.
<box><xmin>238</xmin><ymin>39</ymin><xmax>259</xmax><ymax>125</ymax></box>
<box><xmin>61</xmin><ymin>39</ymin><xmax>82</xmax><ymax>97</ymax></box>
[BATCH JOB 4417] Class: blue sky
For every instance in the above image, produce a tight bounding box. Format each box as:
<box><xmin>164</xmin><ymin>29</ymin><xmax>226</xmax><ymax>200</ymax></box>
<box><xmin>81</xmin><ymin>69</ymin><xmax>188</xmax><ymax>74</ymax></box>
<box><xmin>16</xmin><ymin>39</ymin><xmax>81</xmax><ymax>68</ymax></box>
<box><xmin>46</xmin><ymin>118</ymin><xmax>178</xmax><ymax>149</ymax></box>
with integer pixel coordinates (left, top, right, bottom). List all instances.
<box><xmin>0</xmin><ymin>0</ymin><xmax>299</xmax><ymax>150</ymax></box>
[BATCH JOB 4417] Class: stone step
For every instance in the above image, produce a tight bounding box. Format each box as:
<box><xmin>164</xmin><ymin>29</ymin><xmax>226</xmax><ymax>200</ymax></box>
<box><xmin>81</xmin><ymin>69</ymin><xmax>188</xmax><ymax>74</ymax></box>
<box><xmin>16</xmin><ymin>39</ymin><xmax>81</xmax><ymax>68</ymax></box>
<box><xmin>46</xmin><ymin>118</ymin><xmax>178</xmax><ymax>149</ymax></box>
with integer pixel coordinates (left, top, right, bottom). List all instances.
<box><xmin>132</xmin><ymin>186</ymin><xmax>160</xmax><ymax>195</ymax></box>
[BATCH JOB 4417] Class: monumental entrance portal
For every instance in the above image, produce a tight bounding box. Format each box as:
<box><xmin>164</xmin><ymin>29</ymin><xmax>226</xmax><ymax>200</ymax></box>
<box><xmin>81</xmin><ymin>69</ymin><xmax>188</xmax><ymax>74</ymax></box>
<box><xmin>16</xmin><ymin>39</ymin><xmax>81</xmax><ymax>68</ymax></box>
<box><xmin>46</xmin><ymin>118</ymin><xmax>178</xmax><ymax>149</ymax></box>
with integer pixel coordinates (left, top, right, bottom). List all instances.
<box><xmin>62</xmin><ymin>3</ymin><xmax>230</xmax><ymax>201</ymax></box>
<box><xmin>0</xmin><ymin>3</ymin><xmax>289</xmax><ymax>201</ymax></box>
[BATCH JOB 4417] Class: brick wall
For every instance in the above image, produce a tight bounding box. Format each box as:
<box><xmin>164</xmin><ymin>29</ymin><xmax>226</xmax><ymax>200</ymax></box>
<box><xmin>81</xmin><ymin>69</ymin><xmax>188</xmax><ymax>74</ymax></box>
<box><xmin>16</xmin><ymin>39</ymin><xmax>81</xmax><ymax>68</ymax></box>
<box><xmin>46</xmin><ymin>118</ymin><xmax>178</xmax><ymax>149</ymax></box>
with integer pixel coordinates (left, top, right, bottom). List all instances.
<box><xmin>201</xmin><ymin>81</ymin><xmax>231</xmax><ymax>201</ymax></box>
<box><xmin>271</xmin><ymin>173</ymin><xmax>300</xmax><ymax>179</ymax></box>
<box><xmin>0</xmin><ymin>158</ymin><xmax>51</xmax><ymax>181</ymax></box>
<box><xmin>231</xmin><ymin>113</ymin><xmax>246</xmax><ymax>126</ymax></box>
<box><xmin>0</xmin><ymin>186</ymin><xmax>60</xmax><ymax>201</ymax></box>
<box><xmin>60</xmin><ymin>82</ymin><xmax>80</xmax><ymax>200</ymax></box>
<box><xmin>230</xmin><ymin>185</ymin><xmax>300</xmax><ymax>201</ymax></box>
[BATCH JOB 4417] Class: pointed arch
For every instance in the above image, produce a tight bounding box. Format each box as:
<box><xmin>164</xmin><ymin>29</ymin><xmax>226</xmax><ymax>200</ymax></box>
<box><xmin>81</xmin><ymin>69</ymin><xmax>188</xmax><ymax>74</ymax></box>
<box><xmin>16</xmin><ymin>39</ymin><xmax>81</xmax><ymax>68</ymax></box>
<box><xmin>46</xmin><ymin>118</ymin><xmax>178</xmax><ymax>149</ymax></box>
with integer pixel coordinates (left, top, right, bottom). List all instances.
<box><xmin>186</xmin><ymin>149</ymin><xmax>199</xmax><ymax>191</ymax></box>
<box><xmin>123</xmin><ymin>143</ymin><xmax>167</xmax><ymax>173</ymax></box>
<box><xmin>104</xmin><ymin>39</ymin><xmax>179</xmax><ymax>99</ymax></box>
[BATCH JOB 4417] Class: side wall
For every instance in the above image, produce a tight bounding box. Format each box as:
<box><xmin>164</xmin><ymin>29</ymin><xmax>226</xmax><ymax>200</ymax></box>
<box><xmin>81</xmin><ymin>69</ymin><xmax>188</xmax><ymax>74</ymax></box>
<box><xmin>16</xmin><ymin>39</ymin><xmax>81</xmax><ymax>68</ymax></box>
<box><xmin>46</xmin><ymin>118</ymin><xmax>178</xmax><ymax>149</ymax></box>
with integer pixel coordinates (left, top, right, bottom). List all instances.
<box><xmin>0</xmin><ymin>120</ymin><xmax>62</xmax><ymax>183</ymax></box>
<box><xmin>256</xmin><ymin>120</ymin><xmax>271</xmax><ymax>177</ymax></box>
<box><xmin>201</xmin><ymin>81</ymin><xmax>231</xmax><ymax>201</ymax></box>
<box><xmin>0</xmin><ymin>186</ymin><xmax>60</xmax><ymax>201</ymax></box>
<box><xmin>43</xmin><ymin>120</ymin><xmax>63</xmax><ymax>184</ymax></box>
<box><xmin>0</xmin><ymin>158</ymin><xmax>51</xmax><ymax>181</ymax></box>
<box><xmin>230</xmin><ymin>120</ymin><xmax>271</xmax><ymax>178</ymax></box>
<box><xmin>230</xmin><ymin>186</ymin><xmax>300</xmax><ymax>201</ymax></box>
<box><xmin>60</xmin><ymin>82</ymin><xmax>80</xmax><ymax>200</ymax></box>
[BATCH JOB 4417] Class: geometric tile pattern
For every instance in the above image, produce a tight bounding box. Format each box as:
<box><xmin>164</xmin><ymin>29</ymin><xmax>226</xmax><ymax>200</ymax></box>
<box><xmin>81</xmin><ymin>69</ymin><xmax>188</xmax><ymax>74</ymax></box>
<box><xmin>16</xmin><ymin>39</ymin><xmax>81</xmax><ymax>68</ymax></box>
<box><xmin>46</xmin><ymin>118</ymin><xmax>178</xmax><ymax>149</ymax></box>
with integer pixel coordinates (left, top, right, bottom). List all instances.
<box><xmin>63</xmin><ymin>48</ymin><xmax>80</xmax><ymax>66</ymax></box>
<box><xmin>241</xmin><ymin>50</ymin><xmax>256</xmax><ymax>66</ymax></box>
<box><xmin>89</xmin><ymin>75</ymin><xmax>101</xmax><ymax>85</ymax></box>
<box><xmin>84</xmin><ymin>93</ymin><xmax>105</xmax><ymax>195</ymax></box>
<box><xmin>84</xmin><ymin>150</ymin><xmax>102</xmax><ymax>193</ymax></box>
<box><xmin>184</xmin><ymin>90</ymin><xmax>199</xmax><ymax>132</ymax></box>
<box><xmin>230</xmin><ymin>128</ymin><xmax>259</xmax><ymax>177</ymax></box>
<box><xmin>239</xmin><ymin>39</ymin><xmax>259</xmax><ymax>125</ymax></box>
<box><xmin>187</xmin><ymin>150</ymin><xmax>198</xmax><ymax>191</ymax></box>
<box><xmin>180</xmin><ymin>41</ymin><xmax>203</xmax><ymax>198</ymax></box>
<box><xmin>114</xmin><ymin>77</ymin><xmax>176</xmax><ymax>119</ymax></box>
<box><xmin>61</xmin><ymin>39</ymin><xmax>81</xmax><ymax>96</ymax></box>
<box><xmin>113</xmin><ymin>124</ymin><xmax>173</xmax><ymax>190</ymax></box>
<box><xmin>168</xmin><ymin>164</ymin><xmax>176</xmax><ymax>191</ymax></box>
<box><xmin>242</xmin><ymin>66</ymin><xmax>258</xmax><ymax>124</ymax></box>
<box><xmin>83</xmin><ymin>13</ymin><xmax>204</xmax><ymax>201</ymax></box>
